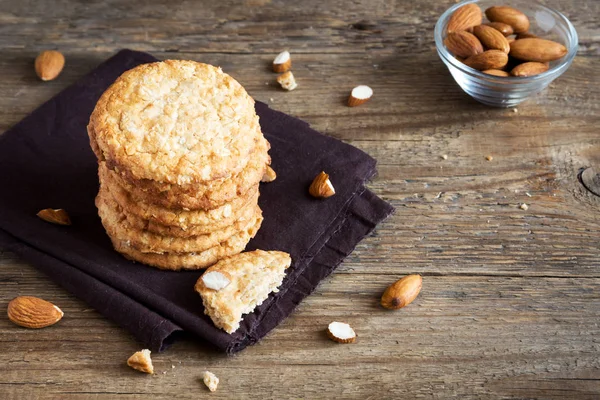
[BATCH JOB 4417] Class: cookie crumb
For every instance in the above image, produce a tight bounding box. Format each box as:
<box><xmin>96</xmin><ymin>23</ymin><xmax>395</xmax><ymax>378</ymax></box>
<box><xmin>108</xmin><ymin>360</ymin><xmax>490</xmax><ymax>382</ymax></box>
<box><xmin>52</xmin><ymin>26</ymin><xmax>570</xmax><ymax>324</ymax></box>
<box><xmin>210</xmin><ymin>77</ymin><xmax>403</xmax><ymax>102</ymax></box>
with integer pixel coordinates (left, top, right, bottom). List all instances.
<box><xmin>513</xmin><ymin>108</ymin><xmax>518</xmax><ymax>113</ymax></box>
<box><xmin>485</xmin><ymin>155</ymin><xmax>493</xmax><ymax>161</ymax></box>
<box><xmin>441</xmin><ymin>154</ymin><xmax>448</xmax><ymax>160</ymax></box>
<box><xmin>519</xmin><ymin>203</ymin><xmax>529</xmax><ymax>210</ymax></box>
<box><xmin>203</xmin><ymin>371</ymin><xmax>219</xmax><ymax>392</ymax></box>
<box><xmin>525</xmin><ymin>192</ymin><xmax>532</xmax><ymax>197</ymax></box>
<box><xmin>127</xmin><ymin>349</ymin><xmax>154</xmax><ymax>374</ymax></box>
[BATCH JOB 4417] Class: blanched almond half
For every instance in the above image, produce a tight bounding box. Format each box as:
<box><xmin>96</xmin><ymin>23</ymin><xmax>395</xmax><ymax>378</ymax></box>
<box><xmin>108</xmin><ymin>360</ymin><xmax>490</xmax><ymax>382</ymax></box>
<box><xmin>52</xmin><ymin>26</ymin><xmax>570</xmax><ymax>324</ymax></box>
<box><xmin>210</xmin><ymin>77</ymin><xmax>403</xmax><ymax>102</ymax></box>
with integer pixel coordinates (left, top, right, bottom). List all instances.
<box><xmin>348</xmin><ymin>85</ymin><xmax>373</xmax><ymax>107</ymax></box>
<box><xmin>273</xmin><ymin>51</ymin><xmax>291</xmax><ymax>73</ymax></box>
<box><xmin>201</xmin><ymin>271</ymin><xmax>231</xmax><ymax>291</ymax></box>
<box><xmin>327</xmin><ymin>321</ymin><xmax>356</xmax><ymax>343</ymax></box>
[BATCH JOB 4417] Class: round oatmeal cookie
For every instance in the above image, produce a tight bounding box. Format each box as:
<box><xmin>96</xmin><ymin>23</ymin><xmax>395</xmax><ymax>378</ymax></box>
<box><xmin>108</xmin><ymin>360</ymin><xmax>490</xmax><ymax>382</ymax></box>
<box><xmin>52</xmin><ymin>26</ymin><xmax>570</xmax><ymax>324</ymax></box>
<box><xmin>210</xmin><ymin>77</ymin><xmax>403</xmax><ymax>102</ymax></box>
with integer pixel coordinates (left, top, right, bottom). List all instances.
<box><xmin>100</xmin><ymin>165</ymin><xmax>259</xmax><ymax>231</ymax></box>
<box><xmin>110</xmin><ymin>214</ymin><xmax>264</xmax><ymax>271</ymax></box>
<box><xmin>96</xmin><ymin>190</ymin><xmax>262</xmax><ymax>254</ymax></box>
<box><xmin>88</xmin><ymin>60</ymin><xmax>262</xmax><ymax>185</ymax></box>
<box><xmin>101</xmin><ymin>184</ymin><xmax>259</xmax><ymax>238</ymax></box>
<box><xmin>100</xmin><ymin>135</ymin><xmax>270</xmax><ymax>210</ymax></box>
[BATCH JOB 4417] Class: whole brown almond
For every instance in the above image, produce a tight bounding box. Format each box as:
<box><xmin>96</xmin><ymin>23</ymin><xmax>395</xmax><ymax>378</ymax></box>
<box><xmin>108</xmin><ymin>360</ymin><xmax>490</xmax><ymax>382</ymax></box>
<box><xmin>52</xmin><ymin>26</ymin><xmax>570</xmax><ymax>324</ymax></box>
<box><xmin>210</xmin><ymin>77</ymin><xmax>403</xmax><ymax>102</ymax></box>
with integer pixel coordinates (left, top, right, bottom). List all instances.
<box><xmin>516</xmin><ymin>32</ymin><xmax>538</xmax><ymax>39</ymax></box>
<box><xmin>447</xmin><ymin>4</ymin><xmax>482</xmax><ymax>33</ymax></box>
<box><xmin>484</xmin><ymin>22</ymin><xmax>514</xmax><ymax>36</ymax></box>
<box><xmin>381</xmin><ymin>275</ymin><xmax>422</xmax><ymax>310</ymax></box>
<box><xmin>34</xmin><ymin>50</ymin><xmax>65</xmax><ymax>81</ymax></box>
<box><xmin>485</xmin><ymin>6</ymin><xmax>530</xmax><ymax>33</ymax></box>
<box><xmin>37</xmin><ymin>208</ymin><xmax>71</xmax><ymax>225</ymax></box>
<box><xmin>483</xmin><ymin>69</ymin><xmax>510</xmax><ymax>77</ymax></box>
<box><xmin>510</xmin><ymin>38</ymin><xmax>568</xmax><ymax>62</ymax></box>
<box><xmin>511</xmin><ymin>62</ymin><xmax>550</xmax><ymax>77</ymax></box>
<box><xmin>463</xmin><ymin>50</ymin><xmax>508</xmax><ymax>71</ymax></box>
<box><xmin>7</xmin><ymin>296</ymin><xmax>64</xmax><ymax>329</ymax></box>
<box><xmin>473</xmin><ymin>25</ymin><xmax>510</xmax><ymax>54</ymax></box>
<box><xmin>444</xmin><ymin>31</ymin><xmax>484</xmax><ymax>58</ymax></box>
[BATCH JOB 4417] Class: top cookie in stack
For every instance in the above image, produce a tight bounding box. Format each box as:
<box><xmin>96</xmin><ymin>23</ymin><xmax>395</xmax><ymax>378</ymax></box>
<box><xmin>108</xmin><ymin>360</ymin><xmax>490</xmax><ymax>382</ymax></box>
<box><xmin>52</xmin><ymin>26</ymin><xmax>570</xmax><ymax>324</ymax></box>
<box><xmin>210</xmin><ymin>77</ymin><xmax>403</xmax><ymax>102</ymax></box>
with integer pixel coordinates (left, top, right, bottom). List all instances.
<box><xmin>88</xmin><ymin>60</ymin><xmax>270</xmax><ymax>271</ymax></box>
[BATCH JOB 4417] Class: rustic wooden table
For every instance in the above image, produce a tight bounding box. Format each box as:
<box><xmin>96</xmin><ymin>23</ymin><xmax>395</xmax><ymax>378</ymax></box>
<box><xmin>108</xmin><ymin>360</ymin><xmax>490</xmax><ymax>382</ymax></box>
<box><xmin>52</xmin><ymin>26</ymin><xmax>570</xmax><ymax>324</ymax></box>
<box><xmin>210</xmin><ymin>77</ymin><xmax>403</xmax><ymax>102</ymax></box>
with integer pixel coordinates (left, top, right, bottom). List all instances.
<box><xmin>1</xmin><ymin>0</ymin><xmax>599</xmax><ymax>398</ymax></box>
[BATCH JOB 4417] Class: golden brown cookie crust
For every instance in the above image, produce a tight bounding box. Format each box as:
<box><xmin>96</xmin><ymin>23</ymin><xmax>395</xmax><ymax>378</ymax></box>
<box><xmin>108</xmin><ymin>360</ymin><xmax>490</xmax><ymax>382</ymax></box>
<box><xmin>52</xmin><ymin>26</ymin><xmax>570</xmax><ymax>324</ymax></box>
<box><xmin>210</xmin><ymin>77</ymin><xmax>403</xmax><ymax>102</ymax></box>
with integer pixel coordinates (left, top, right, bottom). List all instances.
<box><xmin>96</xmin><ymin>189</ymin><xmax>261</xmax><ymax>254</ymax></box>
<box><xmin>100</xmin><ymin>164</ymin><xmax>259</xmax><ymax>232</ymax></box>
<box><xmin>88</xmin><ymin>60</ymin><xmax>262</xmax><ymax>185</ymax></box>
<box><xmin>110</xmin><ymin>215</ymin><xmax>264</xmax><ymax>271</ymax></box>
<box><xmin>100</xmin><ymin>135</ymin><xmax>270</xmax><ymax>210</ymax></box>
<box><xmin>194</xmin><ymin>250</ymin><xmax>291</xmax><ymax>333</ymax></box>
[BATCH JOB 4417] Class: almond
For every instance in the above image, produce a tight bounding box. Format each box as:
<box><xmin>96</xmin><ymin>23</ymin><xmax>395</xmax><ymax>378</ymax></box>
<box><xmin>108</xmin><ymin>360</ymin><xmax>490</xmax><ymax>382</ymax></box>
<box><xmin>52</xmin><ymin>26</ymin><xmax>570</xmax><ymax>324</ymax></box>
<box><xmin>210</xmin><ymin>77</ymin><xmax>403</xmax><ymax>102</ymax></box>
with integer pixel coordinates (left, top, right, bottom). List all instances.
<box><xmin>327</xmin><ymin>322</ymin><xmax>356</xmax><ymax>344</ymax></box>
<box><xmin>484</xmin><ymin>22</ymin><xmax>514</xmax><ymax>36</ymax></box>
<box><xmin>516</xmin><ymin>32</ymin><xmax>538</xmax><ymax>39</ymax></box>
<box><xmin>272</xmin><ymin>50</ymin><xmax>291</xmax><ymax>73</ymax></box>
<box><xmin>463</xmin><ymin>50</ymin><xmax>508</xmax><ymax>71</ymax></box>
<box><xmin>7</xmin><ymin>296</ymin><xmax>64</xmax><ymax>329</ymax></box>
<box><xmin>473</xmin><ymin>25</ymin><xmax>510</xmax><ymax>54</ymax></box>
<box><xmin>485</xmin><ymin>6</ymin><xmax>530</xmax><ymax>33</ymax></box>
<box><xmin>381</xmin><ymin>275</ymin><xmax>422</xmax><ymax>310</ymax></box>
<box><xmin>483</xmin><ymin>69</ymin><xmax>510</xmax><ymax>77</ymax></box>
<box><xmin>447</xmin><ymin>4</ymin><xmax>482</xmax><ymax>33</ymax></box>
<box><xmin>127</xmin><ymin>349</ymin><xmax>154</xmax><ymax>374</ymax></box>
<box><xmin>37</xmin><ymin>208</ymin><xmax>71</xmax><ymax>225</ymax></box>
<box><xmin>444</xmin><ymin>31</ymin><xmax>483</xmax><ymax>58</ymax></box>
<box><xmin>348</xmin><ymin>85</ymin><xmax>373</xmax><ymax>107</ymax></box>
<box><xmin>511</xmin><ymin>62</ymin><xmax>549</xmax><ymax>77</ymax></box>
<box><xmin>201</xmin><ymin>271</ymin><xmax>231</xmax><ymax>291</ymax></box>
<box><xmin>309</xmin><ymin>171</ymin><xmax>335</xmax><ymax>198</ymax></box>
<box><xmin>34</xmin><ymin>50</ymin><xmax>65</xmax><ymax>81</ymax></box>
<box><xmin>276</xmin><ymin>71</ymin><xmax>297</xmax><ymax>91</ymax></box>
<box><xmin>261</xmin><ymin>165</ymin><xmax>277</xmax><ymax>183</ymax></box>
<box><xmin>510</xmin><ymin>38</ymin><xmax>568</xmax><ymax>62</ymax></box>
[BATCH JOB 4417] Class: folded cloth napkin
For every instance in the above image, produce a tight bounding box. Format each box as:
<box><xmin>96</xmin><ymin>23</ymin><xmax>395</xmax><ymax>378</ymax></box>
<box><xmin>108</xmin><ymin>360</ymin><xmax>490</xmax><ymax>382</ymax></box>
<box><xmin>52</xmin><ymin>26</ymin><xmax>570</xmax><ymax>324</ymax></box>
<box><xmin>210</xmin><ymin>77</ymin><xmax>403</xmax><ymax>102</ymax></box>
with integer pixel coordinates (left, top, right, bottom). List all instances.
<box><xmin>0</xmin><ymin>50</ymin><xmax>394</xmax><ymax>353</ymax></box>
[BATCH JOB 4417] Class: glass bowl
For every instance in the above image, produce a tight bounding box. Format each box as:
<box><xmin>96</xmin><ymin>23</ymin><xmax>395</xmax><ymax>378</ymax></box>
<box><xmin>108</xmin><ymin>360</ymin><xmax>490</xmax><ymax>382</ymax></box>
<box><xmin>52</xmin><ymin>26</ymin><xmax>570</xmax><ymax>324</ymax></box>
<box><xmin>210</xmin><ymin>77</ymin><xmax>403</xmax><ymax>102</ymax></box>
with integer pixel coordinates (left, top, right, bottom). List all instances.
<box><xmin>434</xmin><ymin>0</ymin><xmax>578</xmax><ymax>107</ymax></box>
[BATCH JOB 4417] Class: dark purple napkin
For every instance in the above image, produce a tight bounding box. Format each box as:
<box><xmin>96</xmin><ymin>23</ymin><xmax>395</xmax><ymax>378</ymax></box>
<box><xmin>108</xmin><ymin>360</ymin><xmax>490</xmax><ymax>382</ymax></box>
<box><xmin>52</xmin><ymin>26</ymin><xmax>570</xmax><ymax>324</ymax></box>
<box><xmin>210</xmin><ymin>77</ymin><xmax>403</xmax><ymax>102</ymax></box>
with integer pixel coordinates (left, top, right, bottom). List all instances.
<box><xmin>0</xmin><ymin>50</ymin><xmax>393</xmax><ymax>353</ymax></box>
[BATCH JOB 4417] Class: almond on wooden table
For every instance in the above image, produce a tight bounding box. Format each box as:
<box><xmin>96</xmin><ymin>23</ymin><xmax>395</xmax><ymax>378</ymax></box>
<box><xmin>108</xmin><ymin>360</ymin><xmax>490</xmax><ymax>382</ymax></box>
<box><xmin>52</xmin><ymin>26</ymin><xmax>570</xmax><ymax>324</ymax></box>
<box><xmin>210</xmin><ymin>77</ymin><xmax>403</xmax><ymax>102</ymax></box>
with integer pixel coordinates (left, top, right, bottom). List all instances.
<box><xmin>463</xmin><ymin>50</ymin><xmax>508</xmax><ymax>71</ymax></box>
<box><xmin>348</xmin><ymin>85</ymin><xmax>373</xmax><ymax>107</ymax></box>
<box><xmin>446</xmin><ymin>3</ymin><xmax>482</xmax><ymax>33</ymax></box>
<box><xmin>272</xmin><ymin>50</ymin><xmax>291</xmax><ymax>73</ymax></box>
<box><xmin>511</xmin><ymin>62</ymin><xmax>549</xmax><ymax>77</ymax></box>
<box><xmin>510</xmin><ymin>38</ymin><xmax>567</xmax><ymax>62</ymax></box>
<box><xmin>34</xmin><ymin>50</ymin><xmax>65</xmax><ymax>81</ymax></box>
<box><xmin>444</xmin><ymin>31</ymin><xmax>483</xmax><ymax>58</ymax></box>
<box><xmin>485</xmin><ymin>6</ymin><xmax>530</xmax><ymax>33</ymax></box>
<box><xmin>473</xmin><ymin>25</ymin><xmax>510</xmax><ymax>54</ymax></box>
<box><xmin>7</xmin><ymin>296</ymin><xmax>64</xmax><ymax>328</ymax></box>
<box><xmin>381</xmin><ymin>275</ymin><xmax>422</xmax><ymax>310</ymax></box>
<box><xmin>327</xmin><ymin>321</ymin><xmax>356</xmax><ymax>343</ymax></box>
<box><xmin>484</xmin><ymin>22</ymin><xmax>514</xmax><ymax>36</ymax></box>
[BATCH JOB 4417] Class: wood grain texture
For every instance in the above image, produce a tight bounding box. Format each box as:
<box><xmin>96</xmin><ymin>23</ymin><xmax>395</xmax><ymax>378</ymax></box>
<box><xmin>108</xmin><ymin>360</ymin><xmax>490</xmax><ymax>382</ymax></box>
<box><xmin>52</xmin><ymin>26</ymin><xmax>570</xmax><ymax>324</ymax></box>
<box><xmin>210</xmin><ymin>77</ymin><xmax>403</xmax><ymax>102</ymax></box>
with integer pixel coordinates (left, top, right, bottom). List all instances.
<box><xmin>0</xmin><ymin>0</ymin><xmax>599</xmax><ymax>398</ymax></box>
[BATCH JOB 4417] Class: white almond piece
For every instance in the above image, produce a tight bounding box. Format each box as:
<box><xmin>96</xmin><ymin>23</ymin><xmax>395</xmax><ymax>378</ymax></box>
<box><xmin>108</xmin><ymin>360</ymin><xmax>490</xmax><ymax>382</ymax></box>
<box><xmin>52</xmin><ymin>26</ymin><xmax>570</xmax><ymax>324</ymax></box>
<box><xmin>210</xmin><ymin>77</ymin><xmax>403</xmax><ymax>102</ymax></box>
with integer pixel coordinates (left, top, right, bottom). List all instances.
<box><xmin>202</xmin><ymin>271</ymin><xmax>231</xmax><ymax>291</ymax></box>
<box><xmin>327</xmin><ymin>321</ymin><xmax>356</xmax><ymax>343</ymax></box>
<box><xmin>203</xmin><ymin>370</ymin><xmax>219</xmax><ymax>392</ymax></box>
<box><xmin>348</xmin><ymin>85</ymin><xmax>373</xmax><ymax>107</ymax></box>
<box><xmin>273</xmin><ymin>51</ymin><xmax>292</xmax><ymax>73</ymax></box>
<box><xmin>277</xmin><ymin>71</ymin><xmax>297</xmax><ymax>91</ymax></box>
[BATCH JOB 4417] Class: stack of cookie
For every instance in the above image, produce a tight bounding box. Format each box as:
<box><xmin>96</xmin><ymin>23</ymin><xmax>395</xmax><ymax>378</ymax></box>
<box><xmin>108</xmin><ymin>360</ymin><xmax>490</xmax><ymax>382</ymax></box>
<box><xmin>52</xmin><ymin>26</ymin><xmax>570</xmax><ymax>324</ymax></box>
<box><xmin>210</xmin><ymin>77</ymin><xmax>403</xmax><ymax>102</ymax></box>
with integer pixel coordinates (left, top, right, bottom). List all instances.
<box><xmin>88</xmin><ymin>60</ymin><xmax>270</xmax><ymax>270</ymax></box>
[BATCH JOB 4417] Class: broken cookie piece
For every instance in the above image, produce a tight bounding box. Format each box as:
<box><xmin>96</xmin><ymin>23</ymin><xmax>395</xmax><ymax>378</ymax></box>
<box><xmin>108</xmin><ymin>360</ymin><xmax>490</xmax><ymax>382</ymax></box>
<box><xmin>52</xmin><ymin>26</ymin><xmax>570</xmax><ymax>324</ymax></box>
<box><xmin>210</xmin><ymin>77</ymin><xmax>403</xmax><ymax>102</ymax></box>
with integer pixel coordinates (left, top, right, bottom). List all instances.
<box><xmin>127</xmin><ymin>349</ymin><xmax>154</xmax><ymax>374</ymax></box>
<box><xmin>203</xmin><ymin>370</ymin><xmax>219</xmax><ymax>392</ymax></box>
<box><xmin>195</xmin><ymin>250</ymin><xmax>292</xmax><ymax>333</ymax></box>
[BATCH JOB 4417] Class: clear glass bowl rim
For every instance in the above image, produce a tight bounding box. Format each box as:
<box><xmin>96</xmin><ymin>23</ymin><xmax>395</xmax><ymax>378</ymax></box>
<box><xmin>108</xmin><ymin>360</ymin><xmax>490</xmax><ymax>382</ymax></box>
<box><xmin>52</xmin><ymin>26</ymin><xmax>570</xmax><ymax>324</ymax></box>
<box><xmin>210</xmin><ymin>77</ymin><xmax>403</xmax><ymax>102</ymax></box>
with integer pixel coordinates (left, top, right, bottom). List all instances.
<box><xmin>434</xmin><ymin>0</ymin><xmax>579</xmax><ymax>83</ymax></box>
